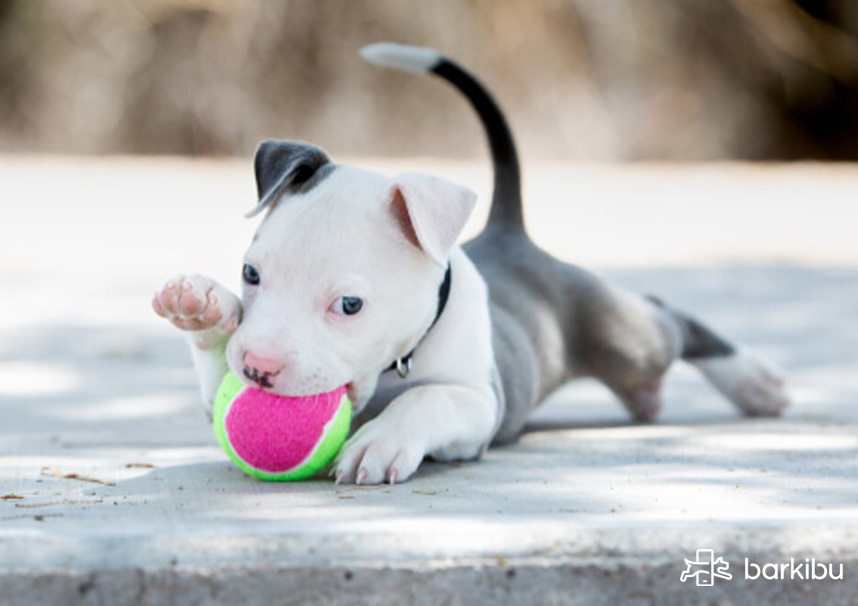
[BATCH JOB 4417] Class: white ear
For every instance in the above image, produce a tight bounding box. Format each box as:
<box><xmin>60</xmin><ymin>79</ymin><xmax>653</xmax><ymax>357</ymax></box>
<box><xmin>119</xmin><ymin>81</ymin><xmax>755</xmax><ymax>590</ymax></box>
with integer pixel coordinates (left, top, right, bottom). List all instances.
<box><xmin>388</xmin><ymin>172</ymin><xmax>477</xmax><ymax>267</ymax></box>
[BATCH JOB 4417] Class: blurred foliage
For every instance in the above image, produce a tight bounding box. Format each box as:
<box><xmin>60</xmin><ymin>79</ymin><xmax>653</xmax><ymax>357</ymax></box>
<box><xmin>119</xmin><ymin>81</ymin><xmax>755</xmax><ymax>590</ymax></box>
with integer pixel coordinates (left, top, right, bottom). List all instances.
<box><xmin>1</xmin><ymin>0</ymin><xmax>858</xmax><ymax>160</ymax></box>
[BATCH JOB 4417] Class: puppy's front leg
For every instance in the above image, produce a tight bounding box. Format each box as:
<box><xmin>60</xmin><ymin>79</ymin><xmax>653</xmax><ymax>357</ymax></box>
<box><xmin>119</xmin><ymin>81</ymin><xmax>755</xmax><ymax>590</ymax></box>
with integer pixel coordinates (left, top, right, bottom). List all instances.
<box><xmin>335</xmin><ymin>384</ymin><xmax>497</xmax><ymax>485</ymax></box>
<box><xmin>152</xmin><ymin>274</ymin><xmax>242</xmax><ymax>417</ymax></box>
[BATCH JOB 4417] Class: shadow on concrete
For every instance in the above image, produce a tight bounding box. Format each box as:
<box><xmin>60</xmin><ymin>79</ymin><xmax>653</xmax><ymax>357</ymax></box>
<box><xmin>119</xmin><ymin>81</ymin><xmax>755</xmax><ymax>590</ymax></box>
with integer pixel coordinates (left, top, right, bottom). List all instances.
<box><xmin>1</xmin><ymin>265</ymin><xmax>856</xmax><ymax>542</ymax></box>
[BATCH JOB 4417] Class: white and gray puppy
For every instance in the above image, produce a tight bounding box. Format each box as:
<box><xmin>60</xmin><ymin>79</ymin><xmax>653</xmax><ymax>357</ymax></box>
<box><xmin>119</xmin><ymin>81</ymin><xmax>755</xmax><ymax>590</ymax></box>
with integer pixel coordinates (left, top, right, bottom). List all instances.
<box><xmin>153</xmin><ymin>43</ymin><xmax>789</xmax><ymax>485</ymax></box>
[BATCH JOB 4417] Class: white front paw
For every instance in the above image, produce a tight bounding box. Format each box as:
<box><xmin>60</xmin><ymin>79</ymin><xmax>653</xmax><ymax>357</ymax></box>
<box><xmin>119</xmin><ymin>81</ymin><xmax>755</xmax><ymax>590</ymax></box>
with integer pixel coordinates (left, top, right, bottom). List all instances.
<box><xmin>334</xmin><ymin>421</ymin><xmax>425</xmax><ymax>485</ymax></box>
<box><xmin>152</xmin><ymin>275</ymin><xmax>241</xmax><ymax>349</ymax></box>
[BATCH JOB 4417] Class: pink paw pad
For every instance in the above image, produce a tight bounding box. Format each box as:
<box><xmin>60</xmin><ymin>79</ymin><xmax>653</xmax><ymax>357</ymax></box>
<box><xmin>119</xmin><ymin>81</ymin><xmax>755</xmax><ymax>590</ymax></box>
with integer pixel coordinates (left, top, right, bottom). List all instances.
<box><xmin>153</xmin><ymin>276</ymin><xmax>238</xmax><ymax>335</ymax></box>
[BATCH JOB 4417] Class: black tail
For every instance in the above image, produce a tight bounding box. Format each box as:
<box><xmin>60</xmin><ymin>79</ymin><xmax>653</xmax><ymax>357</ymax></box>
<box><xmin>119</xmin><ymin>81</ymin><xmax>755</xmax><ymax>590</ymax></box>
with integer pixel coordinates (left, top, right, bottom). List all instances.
<box><xmin>646</xmin><ymin>295</ymin><xmax>737</xmax><ymax>361</ymax></box>
<box><xmin>360</xmin><ymin>43</ymin><xmax>524</xmax><ymax>233</ymax></box>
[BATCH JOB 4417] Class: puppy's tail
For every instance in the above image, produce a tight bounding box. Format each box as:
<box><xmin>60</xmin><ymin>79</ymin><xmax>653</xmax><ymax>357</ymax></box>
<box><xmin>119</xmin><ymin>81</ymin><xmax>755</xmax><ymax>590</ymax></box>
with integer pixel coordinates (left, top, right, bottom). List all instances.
<box><xmin>360</xmin><ymin>42</ymin><xmax>524</xmax><ymax>233</ymax></box>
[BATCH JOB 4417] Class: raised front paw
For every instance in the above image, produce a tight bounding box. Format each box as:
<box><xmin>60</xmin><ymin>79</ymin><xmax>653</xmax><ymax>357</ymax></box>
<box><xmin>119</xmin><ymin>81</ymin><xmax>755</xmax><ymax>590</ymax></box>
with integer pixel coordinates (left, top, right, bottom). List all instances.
<box><xmin>334</xmin><ymin>421</ymin><xmax>425</xmax><ymax>485</ymax></box>
<box><xmin>152</xmin><ymin>275</ymin><xmax>241</xmax><ymax>349</ymax></box>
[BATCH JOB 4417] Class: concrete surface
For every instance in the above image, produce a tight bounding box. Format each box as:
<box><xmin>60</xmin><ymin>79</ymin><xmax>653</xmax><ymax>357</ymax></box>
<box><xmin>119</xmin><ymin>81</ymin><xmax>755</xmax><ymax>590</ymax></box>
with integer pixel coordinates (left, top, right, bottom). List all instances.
<box><xmin>1</xmin><ymin>157</ymin><xmax>857</xmax><ymax>605</ymax></box>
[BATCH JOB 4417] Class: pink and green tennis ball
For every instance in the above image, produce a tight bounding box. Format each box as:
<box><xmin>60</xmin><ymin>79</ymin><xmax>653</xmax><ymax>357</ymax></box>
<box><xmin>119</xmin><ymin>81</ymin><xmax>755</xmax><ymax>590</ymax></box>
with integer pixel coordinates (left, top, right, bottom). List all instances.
<box><xmin>213</xmin><ymin>370</ymin><xmax>351</xmax><ymax>481</ymax></box>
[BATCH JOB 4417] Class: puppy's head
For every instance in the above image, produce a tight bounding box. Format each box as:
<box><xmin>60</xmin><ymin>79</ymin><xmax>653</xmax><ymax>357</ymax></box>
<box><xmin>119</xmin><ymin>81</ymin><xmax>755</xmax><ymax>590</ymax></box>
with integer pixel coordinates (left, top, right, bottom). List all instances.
<box><xmin>225</xmin><ymin>140</ymin><xmax>476</xmax><ymax>410</ymax></box>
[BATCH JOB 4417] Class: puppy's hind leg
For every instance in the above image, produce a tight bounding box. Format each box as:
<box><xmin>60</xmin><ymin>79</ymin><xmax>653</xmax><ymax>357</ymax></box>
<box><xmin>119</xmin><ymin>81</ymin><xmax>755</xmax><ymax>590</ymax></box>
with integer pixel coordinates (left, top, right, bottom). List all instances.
<box><xmin>616</xmin><ymin>379</ymin><xmax>665</xmax><ymax>423</ymax></box>
<box><xmin>648</xmin><ymin>297</ymin><xmax>790</xmax><ymax>417</ymax></box>
<box><xmin>577</xmin><ymin>284</ymin><xmax>684</xmax><ymax>423</ymax></box>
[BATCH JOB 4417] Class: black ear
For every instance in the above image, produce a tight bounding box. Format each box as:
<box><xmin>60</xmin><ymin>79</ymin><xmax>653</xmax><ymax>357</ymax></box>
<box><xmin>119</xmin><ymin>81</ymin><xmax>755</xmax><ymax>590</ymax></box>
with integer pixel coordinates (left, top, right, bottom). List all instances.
<box><xmin>247</xmin><ymin>140</ymin><xmax>331</xmax><ymax>217</ymax></box>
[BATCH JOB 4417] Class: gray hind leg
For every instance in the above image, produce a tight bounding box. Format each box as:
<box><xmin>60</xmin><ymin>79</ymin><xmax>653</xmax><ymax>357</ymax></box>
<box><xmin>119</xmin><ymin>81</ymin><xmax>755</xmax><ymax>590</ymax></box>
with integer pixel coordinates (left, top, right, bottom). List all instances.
<box><xmin>576</xmin><ymin>284</ymin><xmax>789</xmax><ymax>421</ymax></box>
<box><xmin>649</xmin><ymin>297</ymin><xmax>790</xmax><ymax>416</ymax></box>
<box><xmin>576</xmin><ymin>284</ymin><xmax>683</xmax><ymax>422</ymax></box>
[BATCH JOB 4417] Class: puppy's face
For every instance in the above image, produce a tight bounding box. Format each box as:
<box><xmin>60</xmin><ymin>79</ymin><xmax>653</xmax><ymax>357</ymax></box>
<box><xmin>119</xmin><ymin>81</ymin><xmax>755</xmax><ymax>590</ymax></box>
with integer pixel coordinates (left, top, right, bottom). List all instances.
<box><xmin>224</xmin><ymin>142</ymin><xmax>475</xmax><ymax>410</ymax></box>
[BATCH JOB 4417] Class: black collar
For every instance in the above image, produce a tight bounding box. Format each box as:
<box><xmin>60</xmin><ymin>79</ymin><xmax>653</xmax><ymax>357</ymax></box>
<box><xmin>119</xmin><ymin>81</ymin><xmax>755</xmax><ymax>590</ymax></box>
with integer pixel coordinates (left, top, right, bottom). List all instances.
<box><xmin>386</xmin><ymin>263</ymin><xmax>452</xmax><ymax>378</ymax></box>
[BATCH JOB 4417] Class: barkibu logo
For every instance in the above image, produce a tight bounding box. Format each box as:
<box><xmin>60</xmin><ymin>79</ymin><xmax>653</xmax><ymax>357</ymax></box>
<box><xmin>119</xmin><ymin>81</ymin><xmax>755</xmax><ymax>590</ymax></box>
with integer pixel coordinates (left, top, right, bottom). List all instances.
<box><xmin>745</xmin><ymin>558</ymin><xmax>843</xmax><ymax>581</ymax></box>
<box><xmin>680</xmin><ymin>549</ymin><xmax>732</xmax><ymax>586</ymax></box>
<box><xmin>680</xmin><ymin>550</ymin><xmax>845</xmax><ymax>585</ymax></box>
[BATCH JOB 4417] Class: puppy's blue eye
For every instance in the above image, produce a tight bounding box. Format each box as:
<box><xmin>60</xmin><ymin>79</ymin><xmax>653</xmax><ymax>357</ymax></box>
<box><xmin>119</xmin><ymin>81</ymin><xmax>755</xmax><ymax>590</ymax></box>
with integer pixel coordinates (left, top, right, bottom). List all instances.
<box><xmin>342</xmin><ymin>297</ymin><xmax>363</xmax><ymax>315</ymax></box>
<box><xmin>333</xmin><ymin>296</ymin><xmax>363</xmax><ymax>316</ymax></box>
<box><xmin>242</xmin><ymin>264</ymin><xmax>260</xmax><ymax>285</ymax></box>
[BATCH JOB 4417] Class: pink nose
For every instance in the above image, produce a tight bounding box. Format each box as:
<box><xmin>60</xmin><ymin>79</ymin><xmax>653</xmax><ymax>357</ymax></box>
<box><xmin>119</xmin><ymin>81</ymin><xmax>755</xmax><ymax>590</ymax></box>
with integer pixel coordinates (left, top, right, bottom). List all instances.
<box><xmin>242</xmin><ymin>352</ymin><xmax>284</xmax><ymax>386</ymax></box>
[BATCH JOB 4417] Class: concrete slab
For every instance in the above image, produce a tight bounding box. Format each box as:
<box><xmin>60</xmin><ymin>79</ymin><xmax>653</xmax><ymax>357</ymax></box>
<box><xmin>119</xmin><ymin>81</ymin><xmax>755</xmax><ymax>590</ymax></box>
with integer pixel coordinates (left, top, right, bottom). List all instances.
<box><xmin>1</xmin><ymin>157</ymin><xmax>857</xmax><ymax>604</ymax></box>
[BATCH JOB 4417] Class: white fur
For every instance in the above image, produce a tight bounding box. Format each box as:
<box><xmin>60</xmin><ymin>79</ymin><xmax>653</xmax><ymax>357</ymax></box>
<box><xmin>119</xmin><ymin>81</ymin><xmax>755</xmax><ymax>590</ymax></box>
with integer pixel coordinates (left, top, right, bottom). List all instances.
<box><xmin>156</xmin><ymin>165</ymin><xmax>497</xmax><ymax>484</ymax></box>
<box><xmin>335</xmin><ymin>248</ymin><xmax>499</xmax><ymax>483</ymax></box>
<box><xmin>152</xmin><ymin>275</ymin><xmax>240</xmax><ymax>414</ymax></box>
<box><xmin>692</xmin><ymin>351</ymin><xmax>789</xmax><ymax>416</ymax></box>
<box><xmin>359</xmin><ymin>43</ymin><xmax>441</xmax><ymax>74</ymax></box>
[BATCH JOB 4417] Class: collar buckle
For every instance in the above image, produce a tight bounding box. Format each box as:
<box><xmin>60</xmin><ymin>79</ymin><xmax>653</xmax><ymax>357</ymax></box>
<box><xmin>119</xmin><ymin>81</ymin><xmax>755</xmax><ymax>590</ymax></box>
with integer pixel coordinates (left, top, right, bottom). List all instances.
<box><xmin>394</xmin><ymin>356</ymin><xmax>412</xmax><ymax>379</ymax></box>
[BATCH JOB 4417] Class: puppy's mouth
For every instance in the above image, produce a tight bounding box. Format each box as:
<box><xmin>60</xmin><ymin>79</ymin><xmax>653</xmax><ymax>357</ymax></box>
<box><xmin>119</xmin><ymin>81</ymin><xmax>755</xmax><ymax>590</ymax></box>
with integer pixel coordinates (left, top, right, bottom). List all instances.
<box><xmin>242</xmin><ymin>366</ymin><xmax>277</xmax><ymax>389</ymax></box>
<box><xmin>239</xmin><ymin>367</ymin><xmax>352</xmax><ymax>401</ymax></box>
<box><xmin>235</xmin><ymin>351</ymin><xmax>354</xmax><ymax>399</ymax></box>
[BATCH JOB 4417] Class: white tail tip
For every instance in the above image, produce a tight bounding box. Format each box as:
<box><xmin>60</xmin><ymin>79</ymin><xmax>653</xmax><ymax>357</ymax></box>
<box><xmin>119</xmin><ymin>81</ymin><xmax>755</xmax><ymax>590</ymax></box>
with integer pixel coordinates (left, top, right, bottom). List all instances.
<box><xmin>359</xmin><ymin>43</ymin><xmax>441</xmax><ymax>74</ymax></box>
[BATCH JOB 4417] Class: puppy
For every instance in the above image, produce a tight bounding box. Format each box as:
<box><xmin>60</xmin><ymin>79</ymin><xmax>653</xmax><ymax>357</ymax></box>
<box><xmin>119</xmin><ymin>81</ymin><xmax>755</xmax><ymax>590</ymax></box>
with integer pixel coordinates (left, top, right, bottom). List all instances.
<box><xmin>153</xmin><ymin>43</ymin><xmax>789</xmax><ymax>485</ymax></box>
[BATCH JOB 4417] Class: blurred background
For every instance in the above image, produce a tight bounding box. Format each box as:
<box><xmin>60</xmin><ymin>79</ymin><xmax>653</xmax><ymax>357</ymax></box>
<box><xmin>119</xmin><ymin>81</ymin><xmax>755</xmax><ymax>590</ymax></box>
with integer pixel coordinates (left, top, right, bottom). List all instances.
<box><xmin>3</xmin><ymin>0</ymin><xmax>858</xmax><ymax>161</ymax></box>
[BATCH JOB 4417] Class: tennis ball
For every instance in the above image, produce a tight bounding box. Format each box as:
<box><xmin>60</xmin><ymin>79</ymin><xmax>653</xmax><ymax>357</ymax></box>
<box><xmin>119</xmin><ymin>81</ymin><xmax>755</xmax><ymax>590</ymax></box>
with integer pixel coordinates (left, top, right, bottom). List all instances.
<box><xmin>213</xmin><ymin>371</ymin><xmax>351</xmax><ymax>481</ymax></box>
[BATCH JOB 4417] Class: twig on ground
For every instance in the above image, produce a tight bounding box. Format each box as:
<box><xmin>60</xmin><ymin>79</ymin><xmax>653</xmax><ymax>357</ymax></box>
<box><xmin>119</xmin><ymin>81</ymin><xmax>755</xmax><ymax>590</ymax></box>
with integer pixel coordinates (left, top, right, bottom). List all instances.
<box><xmin>40</xmin><ymin>467</ymin><xmax>115</xmax><ymax>486</ymax></box>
